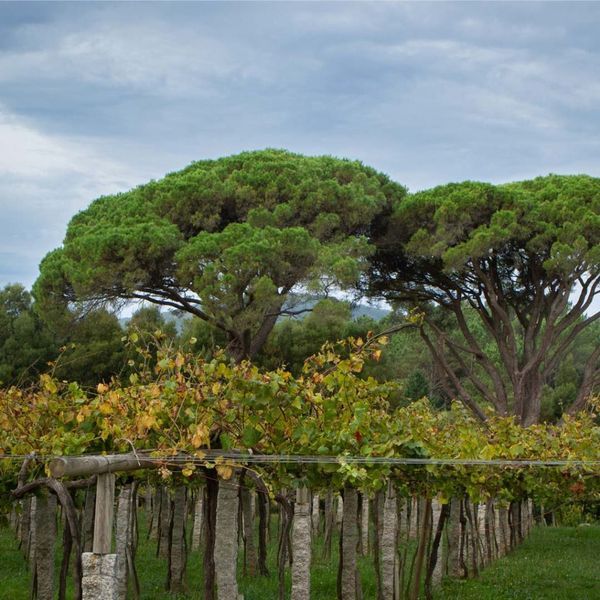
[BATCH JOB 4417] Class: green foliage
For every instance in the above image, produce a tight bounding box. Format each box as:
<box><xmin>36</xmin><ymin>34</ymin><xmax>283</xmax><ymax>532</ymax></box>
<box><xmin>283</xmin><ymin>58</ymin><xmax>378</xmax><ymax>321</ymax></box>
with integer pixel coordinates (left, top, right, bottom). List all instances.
<box><xmin>370</xmin><ymin>174</ymin><xmax>600</xmax><ymax>423</ymax></box>
<box><xmin>35</xmin><ymin>149</ymin><xmax>404</xmax><ymax>360</ymax></box>
<box><xmin>259</xmin><ymin>298</ymin><xmax>371</xmax><ymax>373</ymax></box>
<box><xmin>52</xmin><ymin>309</ymin><xmax>126</xmax><ymax>389</ymax></box>
<box><xmin>0</xmin><ymin>284</ymin><xmax>56</xmax><ymax>386</ymax></box>
<box><xmin>127</xmin><ymin>306</ymin><xmax>178</xmax><ymax>342</ymax></box>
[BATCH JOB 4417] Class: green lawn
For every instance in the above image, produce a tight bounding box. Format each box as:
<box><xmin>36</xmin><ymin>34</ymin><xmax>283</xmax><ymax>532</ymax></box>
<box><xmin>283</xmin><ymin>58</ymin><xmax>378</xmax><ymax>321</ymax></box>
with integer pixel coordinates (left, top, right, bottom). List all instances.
<box><xmin>1</xmin><ymin>521</ymin><xmax>599</xmax><ymax>599</ymax></box>
<box><xmin>438</xmin><ymin>525</ymin><xmax>600</xmax><ymax>600</ymax></box>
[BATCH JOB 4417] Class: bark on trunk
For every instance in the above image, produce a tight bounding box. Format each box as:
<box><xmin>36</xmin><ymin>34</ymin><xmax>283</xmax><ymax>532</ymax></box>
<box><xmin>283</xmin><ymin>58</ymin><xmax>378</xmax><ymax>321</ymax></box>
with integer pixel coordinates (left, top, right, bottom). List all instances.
<box><xmin>19</xmin><ymin>497</ymin><xmax>32</xmax><ymax>560</ymax></box>
<box><xmin>408</xmin><ymin>497</ymin><xmax>418</xmax><ymax>540</ymax></box>
<box><xmin>167</xmin><ymin>486</ymin><xmax>187</xmax><ymax>593</ymax></box>
<box><xmin>214</xmin><ymin>471</ymin><xmax>241</xmax><ymax>600</ymax></box>
<box><xmin>257</xmin><ymin>488</ymin><xmax>269</xmax><ymax>576</ymax></box>
<box><xmin>191</xmin><ymin>491</ymin><xmax>203</xmax><ymax>551</ymax></box>
<box><xmin>484</xmin><ymin>501</ymin><xmax>496</xmax><ymax>563</ymax></box>
<box><xmin>59</xmin><ymin>504</ymin><xmax>73</xmax><ymax>600</ymax></box>
<box><xmin>148</xmin><ymin>487</ymin><xmax>159</xmax><ymax>540</ymax></box>
<box><xmin>323</xmin><ymin>490</ymin><xmax>335</xmax><ymax>560</ymax></box>
<box><xmin>81</xmin><ymin>486</ymin><xmax>96</xmax><ymax>553</ymax></box>
<box><xmin>336</xmin><ymin>494</ymin><xmax>344</xmax><ymax>526</ymax></box>
<box><xmin>372</xmin><ymin>491</ymin><xmax>384</xmax><ymax>600</ymax></box>
<box><xmin>33</xmin><ymin>491</ymin><xmax>57</xmax><ymax>600</ymax></box>
<box><xmin>338</xmin><ymin>487</ymin><xmax>361</xmax><ymax>600</ymax></box>
<box><xmin>277</xmin><ymin>493</ymin><xmax>293</xmax><ymax>600</ymax></box>
<box><xmin>291</xmin><ymin>487</ymin><xmax>311</xmax><ymax>600</ymax></box>
<box><xmin>446</xmin><ymin>497</ymin><xmax>462</xmax><ymax>578</ymax></box>
<box><xmin>115</xmin><ymin>483</ymin><xmax>132</xmax><ymax>600</ymax></box>
<box><xmin>203</xmin><ymin>476</ymin><xmax>218</xmax><ymax>600</ymax></box>
<box><xmin>242</xmin><ymin>487</ymin><xmax>257</xmax><ymax>576</ymax></box>
<box><xmin>157</xmin><ymin>487</ymin><xmax>171</xmax><ymax>559</ymax></box>
<box><xmin>380</xmin><ymin>482</ymin><xmax>399</xmax><ymax>600</ymax></box>
<box><xmin>360</xmin><ymin>493</ymin><xmax>369</xmax><ymax>556</ymax></box>
<box><xmin>409</xmin><ymin>497</ymin><xmax>431</xmax><ymax>600</ymax></box>
<box><xmin>497</xmin><ymin>506</ymin><xmax>510</xmax><ymax>557</ymax></box>
<box><xmin>429</xmin><ymin>499</ymin><xmax>444</xmax><ymax>586</ymax></box>
<box><xmin>463</xmin><ymin>500</ymin><xmax>479</xmax><ymax>578</ymax></box>
<box><xmin>425</xmin><ymin>501</ymin><xmax>449</xmax><ymax>600</ymax></box>
<box><xmin>312</xmin><ymin>493</ymin><xmax>320</xmax><ymax>538</ymax></box>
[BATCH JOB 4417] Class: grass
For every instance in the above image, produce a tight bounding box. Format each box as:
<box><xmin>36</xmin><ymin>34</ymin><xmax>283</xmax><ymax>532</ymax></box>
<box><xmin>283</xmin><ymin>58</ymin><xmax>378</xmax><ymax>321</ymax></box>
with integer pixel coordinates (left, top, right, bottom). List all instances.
<box><xmin>438</xmin><ymin>525</ymin><xmax>600</xmax><ymax>600</ymax></box>
<box><xmin>1</xmin><ymin>517</ymin><xmax>599</xmax><ymax>599</ymax></box>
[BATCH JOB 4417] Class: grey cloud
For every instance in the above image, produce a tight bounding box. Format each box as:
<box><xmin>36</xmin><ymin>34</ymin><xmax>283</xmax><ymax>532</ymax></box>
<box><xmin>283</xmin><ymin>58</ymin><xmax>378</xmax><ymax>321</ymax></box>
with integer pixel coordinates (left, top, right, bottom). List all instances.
<box><xmin>0</xmin><ymin>1</ymin><xmax>599</xmax><ymax>289</ymax></box>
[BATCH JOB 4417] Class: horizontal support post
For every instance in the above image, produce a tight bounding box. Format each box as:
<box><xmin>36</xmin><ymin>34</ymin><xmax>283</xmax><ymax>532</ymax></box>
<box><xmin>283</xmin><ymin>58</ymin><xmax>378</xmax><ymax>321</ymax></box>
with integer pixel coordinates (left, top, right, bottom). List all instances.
<box><xmin>49</xmin><ymin>454</ymin><xmax>156</xmax><ymax>478</ymax></box>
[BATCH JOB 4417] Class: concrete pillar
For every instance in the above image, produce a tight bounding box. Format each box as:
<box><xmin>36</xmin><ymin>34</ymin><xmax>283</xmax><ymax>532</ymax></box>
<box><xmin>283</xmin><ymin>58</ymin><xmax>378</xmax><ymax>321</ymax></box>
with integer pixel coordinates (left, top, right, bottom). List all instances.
<box><xmin>214</xmin><ymin>471</ymin><xmax>243</xmax><ymax>600</ymax></box>
<box><xmin>82</xmin><ymin>553</ymin><xmax>119</xmax><ymax>600</ymax></box>
<box><xmin>291</xmin><ymin>487</ymin><xmax>311</xmax><ymax>600</ymax></box>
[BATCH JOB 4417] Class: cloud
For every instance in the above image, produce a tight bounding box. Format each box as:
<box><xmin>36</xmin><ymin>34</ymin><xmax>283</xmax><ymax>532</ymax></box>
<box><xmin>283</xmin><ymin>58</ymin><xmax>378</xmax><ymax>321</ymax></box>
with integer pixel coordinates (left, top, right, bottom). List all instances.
<box><xmin>0</xmin><ymin>2</ymin><xmax>599</xmax><ymax>290</ymax></box>
<box><xmin>0</xmin><ymin>105</ymin><xmax>143</xmax><ymax>288</ymax></box>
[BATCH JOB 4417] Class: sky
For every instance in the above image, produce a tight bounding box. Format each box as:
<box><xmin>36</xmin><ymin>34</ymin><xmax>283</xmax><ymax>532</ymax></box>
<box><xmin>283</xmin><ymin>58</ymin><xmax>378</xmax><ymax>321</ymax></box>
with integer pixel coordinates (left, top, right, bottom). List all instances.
<box><xmin>1</xmin><ymin>1</ymin><xmax>600</xmax><ymax>291</ymax></box>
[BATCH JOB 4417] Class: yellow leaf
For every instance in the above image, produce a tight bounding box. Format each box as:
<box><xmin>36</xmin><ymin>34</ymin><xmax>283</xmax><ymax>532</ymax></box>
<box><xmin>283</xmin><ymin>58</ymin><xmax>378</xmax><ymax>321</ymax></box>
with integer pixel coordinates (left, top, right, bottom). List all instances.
<box><xmin>140</xmin><ymin>414</ymin><xmax>156</xmax><ymax>429</ymax></box>
<box><xmin>190</xmin><ymin>424</ymin><xmax>209</xmax><ymax>448</ymax></box>
<box><xmin>99</xmin><ymin>402</ymin><xmax>112</xmax><ymax>415</ymax></box>
<box><xmin>97</xmin><ymin>383</ymin><xmax>109</xmax><ymax>394</ymax></box>
<box><xmin>212</xmin><ymin>382</ymin><xmax>221</xmax><ymax>395</ymax></box>
<box><xmin>216</xmin><ymin>464</ymin><xmax>234</xmax><ymax>480</ymax></box>
<box><xmin>182</xmin><ymin>463</ymin><xmax>196</xmax><ymax>477</ymax></box>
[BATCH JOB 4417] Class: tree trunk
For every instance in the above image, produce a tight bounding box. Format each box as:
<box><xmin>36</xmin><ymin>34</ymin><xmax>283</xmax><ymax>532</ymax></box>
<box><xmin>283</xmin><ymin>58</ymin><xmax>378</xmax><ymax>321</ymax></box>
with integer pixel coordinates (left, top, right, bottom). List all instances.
<box><xmin>242</xmin><ymin>487</ymin><xmax>257</xmax><ymax>576</ymax></box>
<box><xmin>33</xmin><ymin>491</ymin><xmax>57</xmax><ymax>600</ymax></box>
<box><xmin>277</xmin><ymin>492</ymin><xmax>293</xmax><ymax>600</ymax></box>
<box><xmin>446</xmin><ymin>497</ymin><xmax>462</xmax><ymax>577</ymax></box>
<box><xmin>323</xmin><ymin>490</ymin><xmax>335</xmax><ymax>560</ymax></box>
<box><xmin>203</xmin><ymin>476</ymin><xmax>218</xmax><ymax>600</ymax></box>
<box><xmin>360</xmin><ymin>493</ymin><xmax>369</xmax><ymax>556</ymax></box>
<box><xmin>312</xmin><ymin>493</ymin><xmax>320</xmax><ymax>538</ymax></box>
<box><xmin>336</xmin><ymin>494</ymin><xmax>344</xmax><ymax>526</ymax></box>
<box><xmin>463</xmin><ymin>500</ymin><xmax>479</xmax><ymax>578</ymax></box>
<box><xmin>214</xmin><ymin>471</ymin><xmax>241</xmax><ymax>600</ymax></box>
<box><xmin>291</xmin><ymin>487</ymin><xmax>311</xmax><ymax>600</ymax></box>
<box><xmin>338</xmin><ymin>487</ymin><xmax>361</xmax><ymax>600</ymax></box>
<box><xmin>167</xmin><ymin>486</ymin><xmax>187</xmax><ymax>593</ymax></box>
<box><xmin>81</xmin><ymin>486</ymin><xmax>96</xmax><ymax>553</ymax></box>
<box><xmin>116</xmin><ymin>483</ymin><xmax>132</xmax><ymax>600</ymax></box>
<box><xmin>192</xmin><ymin>491</ymin><xmax>203</xmax><ymax>551</ymax></box>
<box><xmin>380</xmin><ymin>482</ymin><xmax>399</xmax><ymax>600</ymax></box>
<box><xmin>425</xmin><ymin>501</ymin><xmax>449</xmax><ymax>600</ymax></box>
<box><xmin>148</xmin><ymin>487</ymin><xmax>159</xmax><ymax>540</ymax></box>
<box><xmin>409</xmin><ymin>497</ymin><xmax>431</xmax><ymax>600</ymax></box>
<box><xmin>408</xmin><ymin>497</ymin><xmax>418</xmax><ymax>540</ymax></box>
<box><xmin>497</xmin><ymin>506</ymin><xmax>510</xmax><ymax>557</ymax></box>
<box><xmin>484</xmin><ymin>501</ymin><xmax>496</xmax><ymax>563</ymax></box>
<box><xmin>257</xmin><ymin>489</ymin><xmax>270</xmax><ymax>576</ymax></box>
<box><xmin>372</xmin><ymin>491</ymin><xmax>384</xmax><ymax>600</ymax></box>
<box><xmin>157</xmin><ymin>486</ymin><xmax>171</xmax><ymax>559</ymax></box>
<box><xmin>19</xmin><ymin>497</ymin><xmax>32</xmax><ymax>560</ymax></box>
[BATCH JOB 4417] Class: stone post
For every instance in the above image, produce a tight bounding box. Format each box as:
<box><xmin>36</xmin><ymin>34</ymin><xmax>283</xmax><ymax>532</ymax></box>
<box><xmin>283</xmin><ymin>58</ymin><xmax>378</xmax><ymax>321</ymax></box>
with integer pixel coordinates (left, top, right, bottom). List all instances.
<box><xmin>291</xmin><ymin>487</ymin><xmax>311</xmax><ymax>600</ymax></box>
<box><xmin>82</xmin><ymin>473</ymin><xmax>118</xmax><ymax>600</ymax></box>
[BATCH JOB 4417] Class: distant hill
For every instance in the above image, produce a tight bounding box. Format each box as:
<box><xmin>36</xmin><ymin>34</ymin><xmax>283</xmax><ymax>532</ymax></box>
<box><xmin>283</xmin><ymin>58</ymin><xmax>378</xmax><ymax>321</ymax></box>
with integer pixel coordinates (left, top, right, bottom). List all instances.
<box><xmin>119</xmin><ymin>296</ymin><xmax>389</xmax><ymax>330</ymax></box>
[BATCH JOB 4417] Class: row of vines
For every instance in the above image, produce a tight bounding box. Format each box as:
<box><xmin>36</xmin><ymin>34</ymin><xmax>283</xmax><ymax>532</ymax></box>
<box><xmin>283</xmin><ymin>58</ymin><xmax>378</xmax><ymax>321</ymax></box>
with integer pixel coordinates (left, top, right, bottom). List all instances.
<box><xmin>1</xmin><ymin>336</ymin><xmax>599</xmax><ymax>599</ymax></box>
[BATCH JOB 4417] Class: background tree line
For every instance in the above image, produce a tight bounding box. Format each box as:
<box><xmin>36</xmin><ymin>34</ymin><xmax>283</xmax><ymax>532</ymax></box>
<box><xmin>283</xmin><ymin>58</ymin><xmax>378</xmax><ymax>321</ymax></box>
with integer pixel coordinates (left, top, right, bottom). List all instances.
<box><xmin>2</xmin><ymin>149</ymin><xmax>598</xmax><ymax>424</ymax></box>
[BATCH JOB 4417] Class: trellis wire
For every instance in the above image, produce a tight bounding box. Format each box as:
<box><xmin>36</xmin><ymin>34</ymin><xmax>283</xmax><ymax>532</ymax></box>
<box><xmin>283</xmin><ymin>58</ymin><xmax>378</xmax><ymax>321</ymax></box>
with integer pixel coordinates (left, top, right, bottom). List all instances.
<box><xmin>1</xmin><ymin>452</ymin><xmax>600</xmax><ymax>468</ymax></box>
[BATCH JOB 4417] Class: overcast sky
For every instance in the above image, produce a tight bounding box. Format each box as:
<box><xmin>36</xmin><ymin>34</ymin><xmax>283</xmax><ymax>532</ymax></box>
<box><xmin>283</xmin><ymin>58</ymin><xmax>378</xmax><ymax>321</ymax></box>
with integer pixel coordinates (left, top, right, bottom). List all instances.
<box><xmin>1</xmin><ymin>1</ymin><xmax>599</xmax><ymax>291</ymax></box>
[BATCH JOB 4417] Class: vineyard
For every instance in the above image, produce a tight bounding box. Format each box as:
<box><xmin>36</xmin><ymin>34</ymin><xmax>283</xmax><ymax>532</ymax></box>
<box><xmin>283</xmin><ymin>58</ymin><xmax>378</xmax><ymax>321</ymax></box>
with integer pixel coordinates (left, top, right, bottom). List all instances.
<box><xmin>1</xmin><ymin>338</ymin><xmax>598</xmax><ymax>599</ymax></box>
